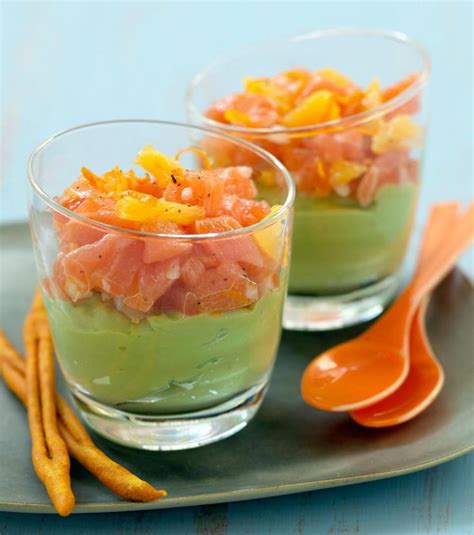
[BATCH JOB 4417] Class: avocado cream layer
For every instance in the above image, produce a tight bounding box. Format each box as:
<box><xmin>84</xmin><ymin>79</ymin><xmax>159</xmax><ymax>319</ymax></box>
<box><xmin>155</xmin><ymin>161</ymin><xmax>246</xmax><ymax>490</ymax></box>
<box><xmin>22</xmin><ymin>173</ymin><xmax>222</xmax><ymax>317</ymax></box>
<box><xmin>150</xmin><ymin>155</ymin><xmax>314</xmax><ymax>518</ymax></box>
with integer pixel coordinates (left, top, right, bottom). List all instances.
<box><xmin>46</xmin><ymin>288</ymin><xmax>284</xmax><ymax>415</ymax></box>
<box><xmin>288</xmin><ymin>183</ymin><xmax>418</xmax><ymax>294</ymax></box>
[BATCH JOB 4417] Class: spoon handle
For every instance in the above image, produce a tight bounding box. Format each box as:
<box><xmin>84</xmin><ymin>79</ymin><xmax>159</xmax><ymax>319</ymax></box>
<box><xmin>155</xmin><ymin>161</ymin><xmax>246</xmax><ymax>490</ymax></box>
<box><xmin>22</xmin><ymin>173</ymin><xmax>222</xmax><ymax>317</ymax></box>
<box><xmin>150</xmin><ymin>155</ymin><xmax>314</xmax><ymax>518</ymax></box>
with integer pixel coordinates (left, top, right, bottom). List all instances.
<box><xmin>416</xmin><ymin>203</ymin><xmax>460</xmax><ymax>272</ymax></box>
<box><xmin>364</xmin><ymin>202</ymin><xmax>473</xmax><ymax>348</ymax></box>
<box><xmin>410</xmin><ymin>202</ymin><xmax>473</xmax><ymax>297</ymax></box>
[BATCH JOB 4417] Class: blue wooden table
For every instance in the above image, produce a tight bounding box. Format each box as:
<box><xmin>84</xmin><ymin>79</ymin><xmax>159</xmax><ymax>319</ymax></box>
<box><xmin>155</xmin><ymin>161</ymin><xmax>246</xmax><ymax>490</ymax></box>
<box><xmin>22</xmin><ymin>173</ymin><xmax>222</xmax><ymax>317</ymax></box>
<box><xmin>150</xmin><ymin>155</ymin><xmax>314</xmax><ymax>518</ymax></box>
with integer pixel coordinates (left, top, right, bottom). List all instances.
<box><xmin>0</xmin><ymin>453</ymin><xmax>472</xmax><ymax>534</ymax></box>
<box><xmin>1</xmin><ymin>2</ymin><xmax>472</xmax><ymax>533</ymax></box>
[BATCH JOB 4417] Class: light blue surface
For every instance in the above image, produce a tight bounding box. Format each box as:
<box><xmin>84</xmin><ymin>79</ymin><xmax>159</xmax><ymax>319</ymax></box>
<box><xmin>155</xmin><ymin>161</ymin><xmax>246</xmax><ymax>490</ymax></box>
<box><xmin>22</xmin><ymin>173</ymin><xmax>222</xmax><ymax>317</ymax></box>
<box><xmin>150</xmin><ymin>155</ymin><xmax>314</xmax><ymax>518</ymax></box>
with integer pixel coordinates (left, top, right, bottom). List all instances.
<box><xmin>1</xmin><ymin>1</ymin><xmax>473</xmax><ymax>223</ymax></box>
<box><xmin>1</xmin><ymin>2</ymin><xmax>473</xmax><ymax>534</ymax></box>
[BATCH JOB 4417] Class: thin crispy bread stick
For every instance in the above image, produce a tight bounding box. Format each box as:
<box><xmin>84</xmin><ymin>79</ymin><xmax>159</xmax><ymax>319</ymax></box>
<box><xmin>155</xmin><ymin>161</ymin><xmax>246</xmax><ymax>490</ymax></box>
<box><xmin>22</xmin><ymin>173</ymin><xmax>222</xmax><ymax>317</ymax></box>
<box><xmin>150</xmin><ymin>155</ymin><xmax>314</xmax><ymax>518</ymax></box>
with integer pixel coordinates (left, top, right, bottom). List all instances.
<box><xmin>23</xmin><ymin>290</ymin><xmax>75</xmax><ymax>516</ymax></box>
<box><xmin>0</xmin><ymin>327</ymin><xmax>166</xmax><ymax>504</ymax></box>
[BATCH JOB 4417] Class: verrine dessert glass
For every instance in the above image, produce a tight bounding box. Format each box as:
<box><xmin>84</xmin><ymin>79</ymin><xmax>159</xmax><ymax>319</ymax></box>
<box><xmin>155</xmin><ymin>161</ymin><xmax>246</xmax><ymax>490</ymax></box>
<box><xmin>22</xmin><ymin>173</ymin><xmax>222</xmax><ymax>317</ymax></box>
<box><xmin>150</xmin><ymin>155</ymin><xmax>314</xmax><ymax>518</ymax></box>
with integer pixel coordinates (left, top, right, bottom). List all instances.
<box><xmin>187</xmin><ymin>28</ymin><xmax>430</xmax><ymax>330</ymax></box>
<box><xmin>28</xmin><ymin>120</ymin><xmax>294</xmax><ymax>450</ymax></box>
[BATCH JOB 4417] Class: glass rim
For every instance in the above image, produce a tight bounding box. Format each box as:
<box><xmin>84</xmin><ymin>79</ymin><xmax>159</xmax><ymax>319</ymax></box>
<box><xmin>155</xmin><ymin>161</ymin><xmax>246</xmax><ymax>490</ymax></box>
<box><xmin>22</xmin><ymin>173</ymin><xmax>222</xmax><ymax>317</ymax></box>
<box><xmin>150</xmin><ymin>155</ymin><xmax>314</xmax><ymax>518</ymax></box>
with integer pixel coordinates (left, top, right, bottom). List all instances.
<box><xmin>186</xmin><ymin>27</ymin><xmax>431</xmax><ymax>136</ymax></box>
<box><xmin>27</xmin><ymin>119</ymin><xmax>295</xmax><ymax>241</ymax></box>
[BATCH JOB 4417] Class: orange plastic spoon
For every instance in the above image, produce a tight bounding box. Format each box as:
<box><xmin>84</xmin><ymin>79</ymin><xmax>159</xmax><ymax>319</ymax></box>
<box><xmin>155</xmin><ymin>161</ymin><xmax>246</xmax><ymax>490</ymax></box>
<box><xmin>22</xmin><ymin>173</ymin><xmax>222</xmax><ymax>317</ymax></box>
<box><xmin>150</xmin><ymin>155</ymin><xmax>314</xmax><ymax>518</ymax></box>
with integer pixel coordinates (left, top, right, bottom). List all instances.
<box><xmin>301</xmin><ymin>202</ymin><xmax>473</xmax><ymax>412</ymax></box>
<box><xmin>350</xmin><ymin>297</ymin><xmax>444</xmax><ymax>426</ymax></box>
<box><xmin>349</xmin><ymin>203</ymin><xmax>460</xmax><ymax>427</ymax></box>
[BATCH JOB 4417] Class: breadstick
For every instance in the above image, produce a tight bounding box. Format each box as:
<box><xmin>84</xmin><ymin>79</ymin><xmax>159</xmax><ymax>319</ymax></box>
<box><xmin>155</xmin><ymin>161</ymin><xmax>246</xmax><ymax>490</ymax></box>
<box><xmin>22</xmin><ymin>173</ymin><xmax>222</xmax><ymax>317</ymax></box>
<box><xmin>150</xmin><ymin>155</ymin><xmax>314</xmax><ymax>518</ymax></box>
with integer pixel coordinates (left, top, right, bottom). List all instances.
<box><xmin>24</xmin><ymin>290</ymin><xmax>75</xmax><ymax>516</ymax></box>
<box><xmin>0</xmin><ymin>326</ymin><xmax>166</xmax><ymax>504</ymax></box>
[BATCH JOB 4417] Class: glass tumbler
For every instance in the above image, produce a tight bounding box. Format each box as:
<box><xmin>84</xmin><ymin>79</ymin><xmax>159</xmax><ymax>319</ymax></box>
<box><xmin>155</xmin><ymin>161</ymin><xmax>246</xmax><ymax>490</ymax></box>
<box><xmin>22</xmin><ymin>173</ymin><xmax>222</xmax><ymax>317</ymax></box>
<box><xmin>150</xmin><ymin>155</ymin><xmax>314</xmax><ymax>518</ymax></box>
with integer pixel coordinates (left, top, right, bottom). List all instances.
<box><xmin>187</xmin><ymin>29</ymin><xmax>430</xmax><ymax>330</ymax></box>
<box><xmin>28</xmin><ymin>120</ymin><xmax>294</xmax><ymax>450</ymax></box>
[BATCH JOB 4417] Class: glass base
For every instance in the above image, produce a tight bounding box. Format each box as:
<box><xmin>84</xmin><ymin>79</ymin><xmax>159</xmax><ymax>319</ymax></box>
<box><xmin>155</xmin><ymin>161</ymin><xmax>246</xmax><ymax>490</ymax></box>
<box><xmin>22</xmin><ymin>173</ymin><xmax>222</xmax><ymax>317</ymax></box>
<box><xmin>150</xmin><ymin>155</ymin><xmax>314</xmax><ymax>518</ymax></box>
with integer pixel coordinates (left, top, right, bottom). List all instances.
<box><xmin>283</xmin><ymin>275</ymin><xmax>399</xmax><ymax>331</ymax></box>
<box><xmin>72</xmin><ymin>384</ymin><xmax>266</xmax><ymax>451</ymax></box>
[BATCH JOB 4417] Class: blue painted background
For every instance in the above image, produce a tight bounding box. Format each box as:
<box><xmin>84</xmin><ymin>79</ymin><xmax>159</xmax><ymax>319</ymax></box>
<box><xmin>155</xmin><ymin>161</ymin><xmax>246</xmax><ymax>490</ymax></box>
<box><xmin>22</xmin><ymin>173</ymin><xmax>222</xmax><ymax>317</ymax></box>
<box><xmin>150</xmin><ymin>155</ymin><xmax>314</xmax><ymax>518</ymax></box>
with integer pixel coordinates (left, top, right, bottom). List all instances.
<box><xmin>1</xmin><ymin>1</ymin><xmax>473</xmax><ymax>534</ymax></box>
<box><xmin>2</xmin><ymin>1</ymin><xmax>473</xmax><ymax>223</ymax></box>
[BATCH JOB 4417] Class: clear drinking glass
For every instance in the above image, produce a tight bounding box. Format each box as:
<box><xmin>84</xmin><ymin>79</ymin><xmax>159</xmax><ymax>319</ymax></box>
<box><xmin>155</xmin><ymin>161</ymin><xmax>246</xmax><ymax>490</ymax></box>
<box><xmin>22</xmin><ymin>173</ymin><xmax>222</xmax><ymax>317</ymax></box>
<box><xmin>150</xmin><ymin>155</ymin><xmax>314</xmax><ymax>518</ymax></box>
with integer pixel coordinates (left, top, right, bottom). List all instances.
<box><xmin>28</xmin><ymin>120</ymin><xmax>294</xmax><ymax>450</ymax></box>
<box><xmin>187</xmin><ymin>29</ymin><xmax>430</xmax><ymax>330</ymax></box>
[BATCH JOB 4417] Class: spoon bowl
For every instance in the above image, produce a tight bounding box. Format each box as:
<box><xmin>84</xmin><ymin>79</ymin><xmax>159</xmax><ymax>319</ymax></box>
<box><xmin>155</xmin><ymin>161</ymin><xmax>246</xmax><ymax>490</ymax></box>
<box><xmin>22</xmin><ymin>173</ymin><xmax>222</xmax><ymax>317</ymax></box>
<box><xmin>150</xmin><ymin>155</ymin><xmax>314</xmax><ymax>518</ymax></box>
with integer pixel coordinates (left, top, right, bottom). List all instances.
<box><xmin>301</xmin><ymin>338</ymin><xmax>408</xmax><ymax>412</ymax></box>
<box><xmin>301</xmin><ymin>203</ymin><xmax>472</xmax><ymax>414</ymax></box>
<box><xmin>350</xmin><ymin>298</ymin><xmax>444</xmax><ymax>427</ymax></box>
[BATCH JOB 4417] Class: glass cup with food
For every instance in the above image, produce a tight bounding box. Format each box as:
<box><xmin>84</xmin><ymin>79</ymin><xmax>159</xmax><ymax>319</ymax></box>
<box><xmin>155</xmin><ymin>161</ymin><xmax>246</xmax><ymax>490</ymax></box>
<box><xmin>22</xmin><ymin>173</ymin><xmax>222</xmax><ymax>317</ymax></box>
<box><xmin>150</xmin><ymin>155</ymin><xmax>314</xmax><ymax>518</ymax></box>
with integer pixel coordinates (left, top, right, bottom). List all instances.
<box><xmin>28</xmin><ymin>120</ymin><xmax>294</xmax><ymax>450</ymax></box>
<box><xmin>187</xmin><ymin>29</ymin><xmax>430</xmax><ymax>330</ymax></box>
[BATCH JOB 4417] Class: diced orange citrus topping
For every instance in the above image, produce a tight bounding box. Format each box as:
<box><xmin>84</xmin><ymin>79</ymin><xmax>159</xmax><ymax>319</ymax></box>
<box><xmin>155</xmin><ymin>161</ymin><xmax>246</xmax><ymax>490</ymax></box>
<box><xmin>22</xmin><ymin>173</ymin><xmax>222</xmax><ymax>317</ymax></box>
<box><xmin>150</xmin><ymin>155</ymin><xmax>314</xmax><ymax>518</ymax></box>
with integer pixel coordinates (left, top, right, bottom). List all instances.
<box><xmin>333</xmin><ymin>89</ymin><xmax>363</xmax><ymax>113</ymax></box>
<box><xmin>316</xmin><ymin>158</ymin><xmax>326</xmax><ymax>179</ymax></box>
<box><xmin>315</xmin><ymin>68</ymin><xmax>353</xmax><ymax>88</ymax></box>
<box><xmin>244</xmin><ymin>77</ymin><xmax>291</xmax><ymax>113</ymax></box>
<box><xmin>329</xmin><ymin>161</ymin><xmax>368</xmax><ymax>186</ymax></box>
<box><xmin>371</xmin><ymin>115</ymin><xmax>422</xmax><ymax>154</ymax></box>
<box><xmin>81</xmin><ymin>166</ymin><xmax>163</xmax><ymax>197</ymax></box>
<box><xmin>175</xmin><ymin>146</ymin><xmax>213</xmax><ymax>170</ymax></box>
<box><xmin>115</xmin><ymin>193</ymin><xmax>205</xmax><ymax>225</ymax></box>
<box><xmin>223</xmin><ymin>109</ymin><xmax>254</xmax><ymax>127</ymax></box>
<box><xmin>314</xmin><ymin>158</ymin><xmax>332</xmax><ymax>197</ymax></box>
<box><xmin>126</xmin><ymin>170</ymin><xmax>162</xmax><ymax>197</ymax></box>
<box><xmin>361</xmin><ymin>78</ymin><xmax>382</xmax><ymax>110</ymax></box>
<box><xmin>357</xmin><ymin>118</ymin><xmax>384</xmax><ymax>136</ymax></box>
<box><xmin>275</xmin><ymin>69</ymin><xmax>312</xmax><ymax>100</ymax></box>
<box><xmin>81</xmin><ymin>166</ymin><xmax>129</xmax><ymax>192</ymax></box>
<box><xmin>135</xmin><ymin>145</ymin><xmax>184</xmax><ymax>187</ymax></box>
<box><xmin>254</xmin><ymin>204</ymin><xmax>283</xmax><ymax>260</ymax></box>
<box><xmin>383</xmin><ymin>73</ymin><xmax>419</xmax><ymax>102</ymax></box>
<box><xmin>283</xmin><ymin>90</ymin><xmax>341</xmax><ymax>127</ymax></box>
<box><xmin>81</xmin><ymin>167</ymin><xmax>101</xmax><ymax>189</ymax></box>
<box><xmin>102</xmin><ymin>166</ymin><xmax>130</xmax><ymax>192</ymax></box>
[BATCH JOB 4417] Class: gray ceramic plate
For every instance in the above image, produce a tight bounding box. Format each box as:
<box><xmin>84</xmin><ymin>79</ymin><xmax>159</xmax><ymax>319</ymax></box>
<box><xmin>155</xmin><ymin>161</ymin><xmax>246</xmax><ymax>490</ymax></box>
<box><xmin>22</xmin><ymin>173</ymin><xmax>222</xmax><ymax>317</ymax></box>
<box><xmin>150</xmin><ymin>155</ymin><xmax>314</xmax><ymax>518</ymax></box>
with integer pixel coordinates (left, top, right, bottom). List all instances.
<box><xmin>0</xmin><ymin>223</ymin><xmax>473</xmax><ymax>514</ymax></box>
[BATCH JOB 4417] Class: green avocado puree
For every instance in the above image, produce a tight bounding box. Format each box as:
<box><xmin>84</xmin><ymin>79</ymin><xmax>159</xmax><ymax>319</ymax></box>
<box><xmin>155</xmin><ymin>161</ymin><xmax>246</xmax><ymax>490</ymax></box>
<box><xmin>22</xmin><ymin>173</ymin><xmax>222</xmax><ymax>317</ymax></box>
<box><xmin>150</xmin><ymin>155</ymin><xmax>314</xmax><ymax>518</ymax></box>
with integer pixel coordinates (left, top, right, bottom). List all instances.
<box><xmin>45</xmin><ymin>288</ymin><xmax>284</xmax><ymax>415</ymax></box>
<box><xmin>287</xmin><ymin>183</ymin><xmax>418</xmax><ymax>294</ymax></box>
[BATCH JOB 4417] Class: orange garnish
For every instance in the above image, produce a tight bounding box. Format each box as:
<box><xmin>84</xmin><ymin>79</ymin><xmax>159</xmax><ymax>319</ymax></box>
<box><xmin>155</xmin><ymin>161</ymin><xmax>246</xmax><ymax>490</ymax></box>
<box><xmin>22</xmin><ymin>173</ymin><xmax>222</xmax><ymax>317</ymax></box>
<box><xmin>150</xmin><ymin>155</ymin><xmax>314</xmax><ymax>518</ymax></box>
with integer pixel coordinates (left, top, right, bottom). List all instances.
<box><xmin>244</xmin><ymin>76</ymin><xmax>291</xmax><ymax>112</ymax></box>
<box><xmin>329</xmin><ymin>161</ymin><xmax>367</xmax><ymax>186</ymax></box>
<box><xmin>283</xmin><ymin>90</ymin><xmax>340</xmax><ymax>127</ymax></box>
<box><xmin>81</xmin><ymin>167</ymin><xmax>101</xmax><ymax>188</ymax></box>
<box><xmin>175</xmin><ymin>146</ymin><xmax>213</xmax><ymax>170</ymax></box>
<box><xmin>116</xmin><ymin>193</ymin><xmax>205</xmax><ymax>225</ymax></box>
<box><xmin>135</xmin><ymin>145</ymin><xmax>184</xmax><ymax>187</ymax></box>
<box><xmin>315</xmin><ymin>68</ymin><xmax>353</xmax><ymax>88</ymax></box>
<box><xmin>314</xmin><ymin>158</ymin><xmax>331</xmax><ymax>197</ymax></box>
<box><xmin>361</xmin><ymin>78</ymin><xmax>382</xmax><ymax>110</ymax></box>
<box><xmin>275</xmin><ymin>69</ymin><xmax>312</xmax><ymax>102</ymax></box>
<box><xmin>315</xmin><ymin>158</ymin><xmax>326</xmax><ymax>179</ymax></box>
<box><xmin>383</xmin><ymin>73</ymin><xmax>419</xmax><ymax>102</ymax></box>
<box><xmin>126</xmin><ymin>170</ymin><xmax>162</xmax><ymax>197</ymax></box>
<box><xmin>101</xmin><ymin>166</ymin><xmax>129</xmax><ymax>192</ymax></box>
<box><xmin>371</xmin><ymin>115</ymin><xmax>422</xmax><ymax>154</ymax></box>
<box><xmin>223</xmin><ymin>109</ymin><xmax>254</xmax><ymax>127</ymax></box>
